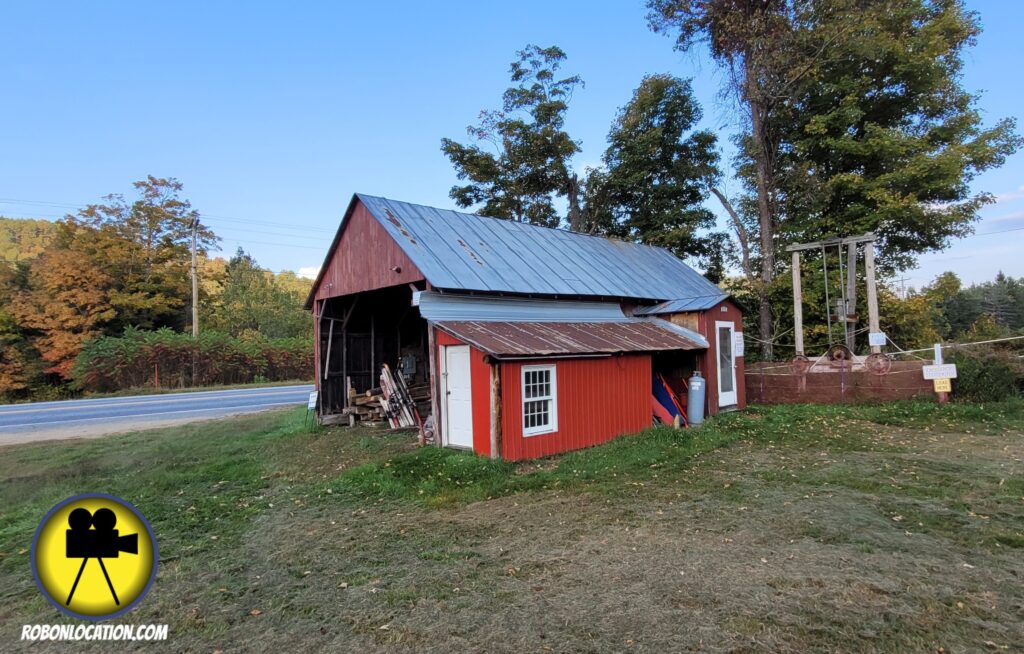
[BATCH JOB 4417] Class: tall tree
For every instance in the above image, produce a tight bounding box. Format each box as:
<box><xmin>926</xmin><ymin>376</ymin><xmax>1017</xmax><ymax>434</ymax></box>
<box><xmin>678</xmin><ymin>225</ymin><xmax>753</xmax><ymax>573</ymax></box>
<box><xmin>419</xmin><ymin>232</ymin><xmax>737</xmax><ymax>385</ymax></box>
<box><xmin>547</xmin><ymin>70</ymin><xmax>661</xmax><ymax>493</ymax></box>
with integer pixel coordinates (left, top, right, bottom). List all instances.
<box><xmin>58</xmin><ymin>176</ymin><xmax>218</xmax><ymax>332</ymax></box>
<box><xmin>441</xmin><ymin>45</ymin><xmax>583</xmax><ymax>228</ymax></box>
<box><xmin>589</xmin><ymin>74</ymin><xmax>727</xmax><ymax>278</ymax></box>
<box><xmin>648</xmin><ymin>0</ymin><xmax>1020</xmax><ymax>357</ymax></box>
<box><xmin>777</xmin><ymin>0</ymin><xmax>1021</xmax><ymax>272</ymax></box>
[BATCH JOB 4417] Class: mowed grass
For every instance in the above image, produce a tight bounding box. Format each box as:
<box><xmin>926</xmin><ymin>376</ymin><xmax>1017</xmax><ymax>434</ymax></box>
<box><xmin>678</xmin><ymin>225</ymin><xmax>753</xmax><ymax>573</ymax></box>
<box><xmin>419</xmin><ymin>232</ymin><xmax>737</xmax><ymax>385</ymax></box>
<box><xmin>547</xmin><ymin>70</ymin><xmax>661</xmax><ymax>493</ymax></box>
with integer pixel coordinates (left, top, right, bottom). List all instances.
<box><xmin>0</xmin><ymin>400</ymin><xmax>1022</xmax><ymax>652</ymax></box>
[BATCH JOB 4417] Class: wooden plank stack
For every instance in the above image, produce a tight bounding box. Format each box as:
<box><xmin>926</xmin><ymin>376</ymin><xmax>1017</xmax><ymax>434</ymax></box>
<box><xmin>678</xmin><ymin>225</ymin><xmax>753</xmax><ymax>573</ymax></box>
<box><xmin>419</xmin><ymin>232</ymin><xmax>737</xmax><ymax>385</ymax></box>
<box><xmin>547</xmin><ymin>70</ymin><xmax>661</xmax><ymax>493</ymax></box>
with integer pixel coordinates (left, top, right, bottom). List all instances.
<box><xmin>345</xmin><ymin>372</ymin><xmax>431</xmax><ymax>429</ymax></box>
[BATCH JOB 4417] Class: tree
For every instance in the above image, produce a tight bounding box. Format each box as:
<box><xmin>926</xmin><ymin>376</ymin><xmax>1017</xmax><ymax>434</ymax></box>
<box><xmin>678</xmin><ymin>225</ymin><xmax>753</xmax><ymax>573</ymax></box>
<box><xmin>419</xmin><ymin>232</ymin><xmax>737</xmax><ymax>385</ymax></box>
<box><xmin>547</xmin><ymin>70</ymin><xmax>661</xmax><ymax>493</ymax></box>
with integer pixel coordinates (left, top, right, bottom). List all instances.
<box><xmin>777</xmin><ymin>1</ymin><xmax>1021</xmax><ymax>273</ymax></box>
<box><xmin>589</xmin><ymin>74</ymin><xmax>727</xmax><ymax>277</ymax></box>
<box><xmin>59</xmin><ymin>176</ymin><xmax>218</xmax><ymax>332</ymax></box>
<box><xmin>10</xmin><ymin>249</ymin><xmax>116</xmax><ymax>379</ymax></box>
<box><xmin>206</xmin><ymin>249</ymin><xmax>311</xmax><ymax>339</ymax></box>
<box><xmin>648</xmin><ymin>0</ymin><xmax>1020</xmax><ymax>358</ymax></box>
<box><xmin>0</xmin><ymin>217</ymin><xmax>54</xmax><ymax>262</ymax></box>
<box><xmin>0</xmin><ymin>262</ymin><xmax>36</xmax><ymax>397</ymax></box>
<box><xmin>441</xmin><ymin>45</ymin><xmax>583</xmax><ymax>228</ymax></box>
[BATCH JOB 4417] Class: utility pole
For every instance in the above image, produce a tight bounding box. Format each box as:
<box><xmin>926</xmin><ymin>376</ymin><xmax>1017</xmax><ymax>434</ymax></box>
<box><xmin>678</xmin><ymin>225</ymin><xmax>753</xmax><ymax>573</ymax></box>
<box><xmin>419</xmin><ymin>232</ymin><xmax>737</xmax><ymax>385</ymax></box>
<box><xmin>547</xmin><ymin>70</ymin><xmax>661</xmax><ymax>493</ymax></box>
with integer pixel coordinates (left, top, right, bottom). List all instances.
<box><xmin>190</xmin><ymin>218</ymin><xmax>199</xmax><ymax>338</ymax></box>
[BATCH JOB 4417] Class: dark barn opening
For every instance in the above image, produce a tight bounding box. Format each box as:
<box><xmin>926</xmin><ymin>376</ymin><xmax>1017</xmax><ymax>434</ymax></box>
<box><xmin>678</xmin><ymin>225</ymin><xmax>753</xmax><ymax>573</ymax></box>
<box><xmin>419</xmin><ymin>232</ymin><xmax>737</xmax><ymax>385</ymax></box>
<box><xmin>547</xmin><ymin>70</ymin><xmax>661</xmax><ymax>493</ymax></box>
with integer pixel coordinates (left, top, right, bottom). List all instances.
<box><xmin>316</xmin><ymin>284</ymin><xmax>429</xmax><ymax>416</ymax></box>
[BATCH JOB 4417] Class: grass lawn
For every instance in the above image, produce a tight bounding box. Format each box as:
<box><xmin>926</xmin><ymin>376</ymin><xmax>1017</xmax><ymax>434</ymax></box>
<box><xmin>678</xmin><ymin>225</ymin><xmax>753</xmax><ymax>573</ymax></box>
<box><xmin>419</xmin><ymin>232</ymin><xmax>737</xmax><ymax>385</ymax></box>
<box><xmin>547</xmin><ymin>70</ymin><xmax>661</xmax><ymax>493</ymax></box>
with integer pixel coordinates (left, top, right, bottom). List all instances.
<box><xmin>1</xmin><ymin>400</ymin><xmax>1022</xmax><ymax>652</ymax></box>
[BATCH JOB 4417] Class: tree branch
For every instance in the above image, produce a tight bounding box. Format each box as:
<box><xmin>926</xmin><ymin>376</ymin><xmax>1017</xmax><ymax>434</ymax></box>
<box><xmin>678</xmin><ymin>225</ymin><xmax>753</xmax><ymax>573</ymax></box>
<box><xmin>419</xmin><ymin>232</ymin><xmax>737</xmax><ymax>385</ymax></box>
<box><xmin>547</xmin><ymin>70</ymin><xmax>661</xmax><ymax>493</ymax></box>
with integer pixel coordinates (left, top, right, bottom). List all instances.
<box><xmin>711</xmin><ymin>187</ymin><xmax>754</xmax><ymax>282</ymax></box>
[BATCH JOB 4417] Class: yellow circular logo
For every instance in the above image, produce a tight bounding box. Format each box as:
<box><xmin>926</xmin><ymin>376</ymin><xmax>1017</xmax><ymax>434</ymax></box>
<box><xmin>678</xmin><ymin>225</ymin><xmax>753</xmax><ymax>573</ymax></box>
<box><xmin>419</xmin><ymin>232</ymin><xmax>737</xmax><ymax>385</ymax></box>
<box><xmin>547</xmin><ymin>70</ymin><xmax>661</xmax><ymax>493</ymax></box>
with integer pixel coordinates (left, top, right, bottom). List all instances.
<box><xmin>31</xmin><ymin>494</ymin><xmax>158</xmax><ymax>620</ymax></box>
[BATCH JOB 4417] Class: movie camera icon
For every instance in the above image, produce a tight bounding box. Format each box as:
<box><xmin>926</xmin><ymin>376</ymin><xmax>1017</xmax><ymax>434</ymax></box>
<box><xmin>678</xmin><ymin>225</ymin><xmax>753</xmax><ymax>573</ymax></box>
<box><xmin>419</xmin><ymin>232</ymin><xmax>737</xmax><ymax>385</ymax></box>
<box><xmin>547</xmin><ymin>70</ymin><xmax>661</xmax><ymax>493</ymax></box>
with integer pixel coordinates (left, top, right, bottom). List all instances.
<box><xmin>65</xmin><ymin>507</ymin><xmax>139</xmax><ymax>606</ymax></box>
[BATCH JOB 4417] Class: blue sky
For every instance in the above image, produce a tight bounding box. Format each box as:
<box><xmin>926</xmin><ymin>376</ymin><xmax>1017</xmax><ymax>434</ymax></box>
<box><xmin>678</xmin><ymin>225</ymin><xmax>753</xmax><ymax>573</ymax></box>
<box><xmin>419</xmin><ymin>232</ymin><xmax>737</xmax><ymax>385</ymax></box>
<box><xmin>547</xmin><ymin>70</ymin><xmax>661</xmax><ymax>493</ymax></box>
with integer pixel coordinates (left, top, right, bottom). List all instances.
<box><xmin>1</xmin><ymin>1</ymin><xmax>1020</xmax><ymax>289</ymax></box>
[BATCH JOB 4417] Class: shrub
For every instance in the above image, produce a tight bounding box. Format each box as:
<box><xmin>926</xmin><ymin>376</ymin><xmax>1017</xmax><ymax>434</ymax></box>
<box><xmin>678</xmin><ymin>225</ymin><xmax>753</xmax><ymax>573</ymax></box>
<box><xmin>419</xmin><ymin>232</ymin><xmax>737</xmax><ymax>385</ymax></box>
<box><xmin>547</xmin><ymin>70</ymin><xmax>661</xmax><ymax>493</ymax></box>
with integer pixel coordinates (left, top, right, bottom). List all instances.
<box><xmin>72</xmin><ymin>329</ymin><xmax>313</xmax><ymax>392</ymax></box>
<box><xmin>948</xmin><ymin>346</ymin><xmax>1023</xmax><ymax>402</ymax></box>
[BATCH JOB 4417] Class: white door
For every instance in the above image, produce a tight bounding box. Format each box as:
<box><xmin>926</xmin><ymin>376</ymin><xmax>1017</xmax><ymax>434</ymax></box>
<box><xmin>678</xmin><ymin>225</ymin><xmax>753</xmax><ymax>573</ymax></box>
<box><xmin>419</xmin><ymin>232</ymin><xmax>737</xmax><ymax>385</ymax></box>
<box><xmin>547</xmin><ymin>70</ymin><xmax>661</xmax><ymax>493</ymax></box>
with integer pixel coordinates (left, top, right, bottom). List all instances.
<box><xmin>442</xmin><ymin>345</ymin><xmax>474</xmax><ymax>449</ymax></box>
<box><xmin>715</xmin><ymin>321</ymin><xmax>738</xmax><ymax>407</ymax></box>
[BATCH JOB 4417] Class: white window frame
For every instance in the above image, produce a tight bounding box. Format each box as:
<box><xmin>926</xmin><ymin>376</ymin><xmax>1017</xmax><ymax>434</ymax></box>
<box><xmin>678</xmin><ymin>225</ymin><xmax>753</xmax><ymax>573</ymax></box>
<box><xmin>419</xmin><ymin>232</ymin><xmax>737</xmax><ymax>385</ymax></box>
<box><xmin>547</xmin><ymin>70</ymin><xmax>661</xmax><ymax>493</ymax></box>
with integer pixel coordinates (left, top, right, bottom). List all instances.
<box><xmin>521</xmin><ymin>364</ymin><xmax>557</xmax><ymax>436</ymax></box>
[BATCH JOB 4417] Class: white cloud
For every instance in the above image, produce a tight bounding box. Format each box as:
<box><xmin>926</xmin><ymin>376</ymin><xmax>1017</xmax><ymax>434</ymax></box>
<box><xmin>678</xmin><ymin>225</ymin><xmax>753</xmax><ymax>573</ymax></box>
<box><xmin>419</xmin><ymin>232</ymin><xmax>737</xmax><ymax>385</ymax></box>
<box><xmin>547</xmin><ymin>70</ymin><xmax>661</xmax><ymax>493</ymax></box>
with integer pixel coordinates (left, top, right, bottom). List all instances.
<box><xmin>985</xmin><ymin>210</ymin><xmax>1024</xmax><ymax>224</ymax></box>
<box><xmin>297</xmin><ymin>266</ymin><xmax>320</xmax><ymax>280</ymax></box>
<box><xmin>993</xmin><ymin>185</ymin><xmax>1024</xmax><ymax>205</ymax></box>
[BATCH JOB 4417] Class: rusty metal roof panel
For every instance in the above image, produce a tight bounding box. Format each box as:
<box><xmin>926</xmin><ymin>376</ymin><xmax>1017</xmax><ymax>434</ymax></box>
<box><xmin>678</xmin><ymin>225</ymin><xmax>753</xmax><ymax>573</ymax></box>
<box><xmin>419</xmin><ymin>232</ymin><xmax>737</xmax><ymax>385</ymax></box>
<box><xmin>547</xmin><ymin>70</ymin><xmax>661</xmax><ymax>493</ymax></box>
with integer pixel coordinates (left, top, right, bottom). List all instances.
<box><xmin>435</xmin><ymin>320</ymin><xmax>706</xmax><ymax>358</ymax></box>
<box><xmin>357</xmin><ymin>194</ymin><xmax>725</xmax><ymax>301</ymax></box>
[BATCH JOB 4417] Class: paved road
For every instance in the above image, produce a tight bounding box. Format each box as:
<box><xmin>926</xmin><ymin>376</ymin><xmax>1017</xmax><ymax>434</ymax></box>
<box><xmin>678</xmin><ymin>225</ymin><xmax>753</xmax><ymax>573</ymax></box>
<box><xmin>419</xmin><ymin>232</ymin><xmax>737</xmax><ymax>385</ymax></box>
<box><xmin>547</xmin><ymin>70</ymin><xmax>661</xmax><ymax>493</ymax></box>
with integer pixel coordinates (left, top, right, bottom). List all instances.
<box><xmin>0</xmin><ymin>384</ymin><xmax>315</xmax><ymax>446</ymax></box>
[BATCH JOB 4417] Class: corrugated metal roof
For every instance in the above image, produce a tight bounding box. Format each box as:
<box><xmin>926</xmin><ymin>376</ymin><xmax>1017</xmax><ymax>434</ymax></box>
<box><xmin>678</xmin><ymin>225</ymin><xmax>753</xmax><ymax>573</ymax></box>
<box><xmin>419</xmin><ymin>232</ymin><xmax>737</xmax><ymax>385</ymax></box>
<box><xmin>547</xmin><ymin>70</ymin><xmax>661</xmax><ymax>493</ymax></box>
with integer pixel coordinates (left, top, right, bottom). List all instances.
<box><xmin>435</xmin><ymin>320</ymin><xmax>706</xmax><ymax>358</ymax></box>
<box><xmin>416</xmin><ymin>291</ymin><xmax>630</xmax><ymax>323</ymax></box>
<box><xmin>357</xmin><ymin>194</ymin><xmax>725</xmax><ymax>301</ymax></box>
<box><xmin>633</xmin><ymin>295</ymin><xmax>727</xmax><ymax>315</ymax></box>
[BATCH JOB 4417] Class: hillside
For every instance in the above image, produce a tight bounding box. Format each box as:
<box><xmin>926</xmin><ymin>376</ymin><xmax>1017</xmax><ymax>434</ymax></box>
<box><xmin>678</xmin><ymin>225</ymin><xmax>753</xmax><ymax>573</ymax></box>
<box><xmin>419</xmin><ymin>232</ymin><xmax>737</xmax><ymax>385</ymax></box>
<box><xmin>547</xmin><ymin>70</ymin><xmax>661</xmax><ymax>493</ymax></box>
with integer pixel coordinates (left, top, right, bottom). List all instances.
<box><xmin>0</xmin><ymin>217</ymin><xmax>55</xmax><ymax>263</ymax></box>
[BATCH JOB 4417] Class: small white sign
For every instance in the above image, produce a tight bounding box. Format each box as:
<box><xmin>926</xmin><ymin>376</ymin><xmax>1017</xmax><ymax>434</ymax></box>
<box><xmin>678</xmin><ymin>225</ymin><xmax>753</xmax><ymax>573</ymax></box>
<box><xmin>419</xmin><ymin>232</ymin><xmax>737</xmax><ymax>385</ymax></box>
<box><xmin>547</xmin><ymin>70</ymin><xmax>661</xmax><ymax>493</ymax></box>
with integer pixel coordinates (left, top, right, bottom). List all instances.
<box><xmin>734</xmin><ymin>331</ymin><xmax>744</xmax><ymax>358</ymax></box>
<box><xmin>922</xmin><ymin>364</ymin><xmax>957</xmax><ymax>380</ymax></box>
<box><xmin>868</xmin><ymin>332</ymin><xmax>887</xmax><ymax>347</ymax></box>
<box><xmin>411</xmin><ymin>291</ymin><xmax>422</xmax><ymax>306</ymax></box>
<box><xmin>307</xmin><ymin>390</ymin><xmax>319</xmax><ymax>410</ymax></box>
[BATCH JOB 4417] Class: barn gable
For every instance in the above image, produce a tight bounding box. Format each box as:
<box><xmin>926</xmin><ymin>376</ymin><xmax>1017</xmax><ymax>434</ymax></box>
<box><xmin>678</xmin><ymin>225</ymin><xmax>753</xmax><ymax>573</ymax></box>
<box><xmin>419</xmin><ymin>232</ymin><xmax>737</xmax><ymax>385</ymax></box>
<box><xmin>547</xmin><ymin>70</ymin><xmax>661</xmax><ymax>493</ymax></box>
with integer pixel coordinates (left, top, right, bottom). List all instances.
<box><xmin>307</xmin><ymin>199</ymin><xmax>425</xmax><ymax>306</ymax></box>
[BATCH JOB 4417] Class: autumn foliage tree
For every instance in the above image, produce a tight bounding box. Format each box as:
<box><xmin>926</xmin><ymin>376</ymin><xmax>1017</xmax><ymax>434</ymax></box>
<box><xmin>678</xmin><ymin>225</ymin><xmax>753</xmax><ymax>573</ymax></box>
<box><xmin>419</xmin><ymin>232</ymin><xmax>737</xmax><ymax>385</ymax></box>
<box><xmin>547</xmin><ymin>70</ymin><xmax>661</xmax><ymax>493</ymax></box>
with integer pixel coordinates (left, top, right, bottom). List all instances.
<box><xmin>10</xmin><ymin>249</ymin><xmax>116</xmax><ymax>379</ymax></box>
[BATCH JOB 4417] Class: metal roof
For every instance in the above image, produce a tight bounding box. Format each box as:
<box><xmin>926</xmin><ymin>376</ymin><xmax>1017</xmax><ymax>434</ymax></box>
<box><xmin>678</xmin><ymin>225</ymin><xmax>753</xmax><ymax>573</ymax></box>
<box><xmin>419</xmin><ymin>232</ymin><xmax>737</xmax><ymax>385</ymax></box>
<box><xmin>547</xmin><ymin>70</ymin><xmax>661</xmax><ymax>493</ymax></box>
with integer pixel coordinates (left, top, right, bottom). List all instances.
<box><xmin>435</xmin><ymin>320</ymin><xmax>706</xmax><ymax>358</ymax></box>
<box><xmin>416</xmin><ymin>291</ymin><xmax>630</xmax><ymax>323</ymax></box>
<box><xmin>633</xmin><ymin>295</ymin><xmax>727</xmax><ymax>315</ymax></box>
<box><xmin>356</xmin><ymin>194</ymin><xmax>725</xmax><ymax>302</ymax></box>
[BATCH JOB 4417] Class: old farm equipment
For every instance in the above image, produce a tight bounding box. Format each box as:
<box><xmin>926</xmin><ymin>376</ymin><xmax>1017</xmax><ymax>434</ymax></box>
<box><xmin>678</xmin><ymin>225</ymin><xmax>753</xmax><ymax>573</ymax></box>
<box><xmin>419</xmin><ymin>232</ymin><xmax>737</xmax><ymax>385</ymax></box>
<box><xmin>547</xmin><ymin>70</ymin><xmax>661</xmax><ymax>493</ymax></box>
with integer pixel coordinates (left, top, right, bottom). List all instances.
<box><xmin>787</xmin><ymin>233</ymin><xmax>892</xmax><ymax>377</ymax></box>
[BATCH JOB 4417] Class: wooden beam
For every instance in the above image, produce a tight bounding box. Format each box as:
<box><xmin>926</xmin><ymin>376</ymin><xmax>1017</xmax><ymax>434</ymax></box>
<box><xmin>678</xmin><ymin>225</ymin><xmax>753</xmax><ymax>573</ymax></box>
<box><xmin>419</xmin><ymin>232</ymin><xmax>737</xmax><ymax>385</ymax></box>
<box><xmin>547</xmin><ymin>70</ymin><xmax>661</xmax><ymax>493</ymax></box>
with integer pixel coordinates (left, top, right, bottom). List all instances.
<box><xmin>323</xmin><ymin>319</ymin><xmax>335</xmax><ymax>382</ymax></box>
<box><xmin>341</xmin><ymin>295</ymin><xmax>359</xmax><ymax>330</ymax></box>
<box><xmin>489</xmin><ymin>363</ymin><xmax>502</xmax><ymax>460</ymax></box>
<box><xmin>845</xmin><ymin>241</ymin><xmax>858</xmax><ymax>350</ymax></box>
<box><xmin>865</xmin><ymin>242</ymin><xmax>881</xmax><ymax>354</ymax></box>
<box><xmin>785</xmin><ymin>233</ymin><xmax>875</xmax><ymax>252</ymax></box>
<box><xmin>792</xmin><ymin>251</ymin><xmax>804</xmax><ymax>356</ymax></box>
<box><xmin>427</xmin><ymin>322</ymin><xmax>441</xmax><ymax>446</ymax></box>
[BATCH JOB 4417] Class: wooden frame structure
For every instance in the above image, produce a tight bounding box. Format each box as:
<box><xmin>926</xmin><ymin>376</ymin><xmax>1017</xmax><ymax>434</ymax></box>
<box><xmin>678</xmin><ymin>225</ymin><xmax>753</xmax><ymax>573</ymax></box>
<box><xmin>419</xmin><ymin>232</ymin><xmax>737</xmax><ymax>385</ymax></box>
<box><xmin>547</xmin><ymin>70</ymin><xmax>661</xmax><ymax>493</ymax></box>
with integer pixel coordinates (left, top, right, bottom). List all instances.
<box><xmin>786</xmin><ymin>233</ymin><xmax>882</xmax><ymax>356</ymax></box>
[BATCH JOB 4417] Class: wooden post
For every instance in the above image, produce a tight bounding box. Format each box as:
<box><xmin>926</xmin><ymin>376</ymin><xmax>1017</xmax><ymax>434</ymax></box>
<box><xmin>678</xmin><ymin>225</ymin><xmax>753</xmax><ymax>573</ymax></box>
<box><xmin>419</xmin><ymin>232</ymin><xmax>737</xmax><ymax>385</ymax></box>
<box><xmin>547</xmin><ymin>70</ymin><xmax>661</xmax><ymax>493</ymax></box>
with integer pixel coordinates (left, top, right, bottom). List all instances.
<box><xmin>323</xmin><ymin>319</ymin><xmax>335</xmax><ymax>381</ymax></box>
<box><xmin>845</xmin><ymin>242</ymin><xmax>858</xmax><ymax>350</ymax></box>
<box><xmin>341</xmin><ymin>326</ymin><xmax>346</xmax><ymax>411</ymax></box>
<box><xmin>427</xmin><ymin>322</ymin><xmax>441</xmax><ymax>446</ymax></box>
<box><xmin>934</xmin><ymin>343</ymin><xmax>949</xmax><ymax>405</ymax></box>
<box><xmin>370</xmin><ymin>313</ymin><xmax>375</xmax><ymax>385</ymax></box>
<box><xmin>865</xmin><ymin>242</ymin><xmax>881</xmax><ymax>354</ymax></box>
<box><xmin>792</xmin><ymin>251</ymin><xmax>804</xmax><ymax>356</ymax></box>
<box><xmin>340</xmin><ymin>298</ymin><xmax>358</xmax><ymax>411</ymax></box>
<box><xmin>489</xmin><ymin>363</ymin><xmax>502</xmax><ymax>459</ymax></box>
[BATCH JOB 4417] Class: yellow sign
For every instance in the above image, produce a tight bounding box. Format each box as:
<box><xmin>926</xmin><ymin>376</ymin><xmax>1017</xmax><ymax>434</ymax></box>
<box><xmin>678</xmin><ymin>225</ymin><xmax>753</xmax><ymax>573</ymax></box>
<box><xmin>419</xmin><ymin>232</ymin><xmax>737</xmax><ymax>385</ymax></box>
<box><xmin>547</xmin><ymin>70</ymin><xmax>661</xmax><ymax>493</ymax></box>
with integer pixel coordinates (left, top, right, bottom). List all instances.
<box><xmin>933</xmin><ymin>378</ymin><xmax>952</xmax><ymax>393</ymax></box>
<box><xmin>31</xmin><ymin>494</ymin><xmax>157</xmax><ymax>620</ymax></box>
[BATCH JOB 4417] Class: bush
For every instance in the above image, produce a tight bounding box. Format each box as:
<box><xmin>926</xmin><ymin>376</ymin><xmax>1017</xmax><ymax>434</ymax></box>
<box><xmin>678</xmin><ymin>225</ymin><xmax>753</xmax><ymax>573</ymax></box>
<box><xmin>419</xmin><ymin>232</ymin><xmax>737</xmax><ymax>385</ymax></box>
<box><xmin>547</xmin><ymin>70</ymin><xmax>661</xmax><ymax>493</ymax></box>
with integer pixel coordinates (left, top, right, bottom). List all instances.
<box><xmin>72</xmin><ymin>328</ymin><xmax>313</xmax><ymax>392</ymax></box>
<box><xmin>948</xmin><ymin>347</ymin><xmax>1023</xmax><ymax>402</ymax></box>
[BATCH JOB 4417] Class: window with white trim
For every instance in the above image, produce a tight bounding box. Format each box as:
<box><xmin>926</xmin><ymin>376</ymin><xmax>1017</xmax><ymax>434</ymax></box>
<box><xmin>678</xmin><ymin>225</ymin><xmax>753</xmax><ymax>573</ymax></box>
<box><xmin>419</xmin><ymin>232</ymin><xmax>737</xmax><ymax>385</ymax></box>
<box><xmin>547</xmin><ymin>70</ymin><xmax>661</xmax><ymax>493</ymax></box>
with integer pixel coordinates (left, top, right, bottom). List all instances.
<box><xmin>522</xmin><ymin>365</ymin><xmax>557</xmax><ymax>436</ymax></box>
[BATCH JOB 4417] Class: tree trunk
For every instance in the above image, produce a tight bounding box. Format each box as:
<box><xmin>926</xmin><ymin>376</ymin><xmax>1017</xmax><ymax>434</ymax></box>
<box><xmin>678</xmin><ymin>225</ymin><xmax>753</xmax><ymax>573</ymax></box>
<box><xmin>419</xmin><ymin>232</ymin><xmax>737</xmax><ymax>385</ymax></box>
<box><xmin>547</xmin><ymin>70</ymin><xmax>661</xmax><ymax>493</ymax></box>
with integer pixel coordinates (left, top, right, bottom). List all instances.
<box><xmin>746</xmin><ymin>58</ymin><xmax>776</xmax><ymax>361</ymax></box>
<box><xmin>567</xmin><ymin>173</ymin><xmax>584</xmax><ymax>232</ymax></box>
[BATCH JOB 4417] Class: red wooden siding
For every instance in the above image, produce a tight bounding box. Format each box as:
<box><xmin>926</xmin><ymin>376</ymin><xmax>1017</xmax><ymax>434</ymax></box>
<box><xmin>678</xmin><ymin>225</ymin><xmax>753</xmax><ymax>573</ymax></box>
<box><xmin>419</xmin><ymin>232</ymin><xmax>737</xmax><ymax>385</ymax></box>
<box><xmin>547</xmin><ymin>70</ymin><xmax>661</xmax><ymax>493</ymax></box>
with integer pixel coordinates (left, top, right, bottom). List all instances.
<box><xmin>313</xmin><ymin>202</ymin><xmax>425</xmax><ymax>302</ymax></box>
<box><xmin>435</xmin><ymin>329</ymin><xmax>492</xmax><ymax>456</ymax></box>
<box><xmin>500</xmin><ymin>354</ymin><xmax>651</xmax><ymax>461</ymax></box>
<box><xmin>698</xmin><ymin>299</ymin><xmax>746</xmax><ymax>416</ymax></box>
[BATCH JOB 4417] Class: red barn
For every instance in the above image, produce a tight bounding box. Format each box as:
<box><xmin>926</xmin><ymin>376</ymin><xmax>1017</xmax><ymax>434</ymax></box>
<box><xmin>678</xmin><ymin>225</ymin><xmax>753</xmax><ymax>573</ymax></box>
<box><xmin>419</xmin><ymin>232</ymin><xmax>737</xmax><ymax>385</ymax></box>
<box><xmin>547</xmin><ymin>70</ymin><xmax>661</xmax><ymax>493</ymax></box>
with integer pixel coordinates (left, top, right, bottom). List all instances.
<box><xmin>305</xmin><ymin>194</ymin><xmax>745</xmax><ymax>461</ymax></box>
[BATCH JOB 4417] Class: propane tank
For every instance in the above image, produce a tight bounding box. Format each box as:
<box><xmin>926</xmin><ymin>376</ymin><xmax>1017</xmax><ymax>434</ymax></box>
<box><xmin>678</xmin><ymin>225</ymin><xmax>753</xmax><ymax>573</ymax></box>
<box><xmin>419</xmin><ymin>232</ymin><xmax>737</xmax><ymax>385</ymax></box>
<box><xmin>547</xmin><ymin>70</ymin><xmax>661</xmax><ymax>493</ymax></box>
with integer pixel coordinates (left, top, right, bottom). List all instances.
<box><xmin>687</xmin><ymin>371</ymin><xmax>706</xmax><ymax>426</ymax></box>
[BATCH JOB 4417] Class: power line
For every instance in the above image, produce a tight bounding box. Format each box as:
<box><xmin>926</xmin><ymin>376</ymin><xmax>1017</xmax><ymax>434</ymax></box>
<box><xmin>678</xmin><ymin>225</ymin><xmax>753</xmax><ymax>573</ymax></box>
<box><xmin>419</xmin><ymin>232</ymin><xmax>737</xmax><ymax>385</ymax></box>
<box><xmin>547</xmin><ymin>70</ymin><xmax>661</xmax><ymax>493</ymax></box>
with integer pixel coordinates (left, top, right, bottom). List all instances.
<box><xmin>0</xmin><ymin>198</ymin><xmax>337</xmax><ymax>234</ymax></box>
